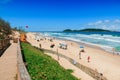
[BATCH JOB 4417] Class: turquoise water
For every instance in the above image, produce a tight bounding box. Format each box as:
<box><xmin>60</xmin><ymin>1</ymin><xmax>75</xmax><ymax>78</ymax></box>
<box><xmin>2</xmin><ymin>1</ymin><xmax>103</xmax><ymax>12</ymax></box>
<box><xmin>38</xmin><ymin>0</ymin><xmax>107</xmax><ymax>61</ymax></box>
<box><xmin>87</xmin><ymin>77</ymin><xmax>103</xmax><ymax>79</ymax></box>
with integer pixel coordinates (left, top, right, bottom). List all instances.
<box><xmin>38</xmin><ymin>31</ymin><xmax>120</xmax><ymax>53</ymax></box>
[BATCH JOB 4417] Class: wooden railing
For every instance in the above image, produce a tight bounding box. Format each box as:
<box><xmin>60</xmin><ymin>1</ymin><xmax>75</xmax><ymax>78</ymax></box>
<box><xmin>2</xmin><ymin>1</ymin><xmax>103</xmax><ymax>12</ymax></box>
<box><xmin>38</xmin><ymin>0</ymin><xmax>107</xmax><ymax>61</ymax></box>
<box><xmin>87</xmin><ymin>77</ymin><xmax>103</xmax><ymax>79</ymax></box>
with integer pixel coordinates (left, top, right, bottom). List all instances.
<box><xmin>42</xmin><ymin>48</ymin><xmax>107</xmax><ymax>80</ymax></box>
<box><xmin>0</xmin><ymin>39</ymin><xmax>10</xmax><ymax>56</ymax></box>
<box><xmin>17</xmin><ymin>39</ymin><xmax>31</xmax><ymax>80</ymax></box>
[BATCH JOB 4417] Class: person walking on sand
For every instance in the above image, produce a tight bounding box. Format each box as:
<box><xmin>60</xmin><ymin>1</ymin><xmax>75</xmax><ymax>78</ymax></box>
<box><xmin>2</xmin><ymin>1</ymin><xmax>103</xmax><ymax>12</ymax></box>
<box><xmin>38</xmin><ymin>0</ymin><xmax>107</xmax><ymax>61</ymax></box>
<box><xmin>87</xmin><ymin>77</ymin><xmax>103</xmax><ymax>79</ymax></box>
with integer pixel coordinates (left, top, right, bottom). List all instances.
<box><xmin>39</xmin><ymin>43</ymin><xmax>41</xmax><ymax>48</ymax></box>
<box><xmin>79</xmin><ymin>49</ymin><xmax>85</xmax><ymax>59</ymax></box>
<box><xmin>87</xmin><ymin>56</ymin><xmax>90</xmax><ymax>63</ymax></box>
<box><xmin>79</xmin><ymin>51</ymin><xmax>81</xmax><ymax>59</ymax></box>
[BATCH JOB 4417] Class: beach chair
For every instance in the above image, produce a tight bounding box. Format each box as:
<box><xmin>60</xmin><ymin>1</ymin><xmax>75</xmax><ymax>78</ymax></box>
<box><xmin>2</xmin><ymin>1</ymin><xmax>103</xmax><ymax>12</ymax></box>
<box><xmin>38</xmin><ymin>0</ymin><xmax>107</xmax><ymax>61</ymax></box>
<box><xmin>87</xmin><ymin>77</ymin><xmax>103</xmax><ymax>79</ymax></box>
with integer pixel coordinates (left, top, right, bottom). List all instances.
<box><xmin>59</xmin><ymin>43</ymin><xmax>67</xmax><ymax>49</ymax></box>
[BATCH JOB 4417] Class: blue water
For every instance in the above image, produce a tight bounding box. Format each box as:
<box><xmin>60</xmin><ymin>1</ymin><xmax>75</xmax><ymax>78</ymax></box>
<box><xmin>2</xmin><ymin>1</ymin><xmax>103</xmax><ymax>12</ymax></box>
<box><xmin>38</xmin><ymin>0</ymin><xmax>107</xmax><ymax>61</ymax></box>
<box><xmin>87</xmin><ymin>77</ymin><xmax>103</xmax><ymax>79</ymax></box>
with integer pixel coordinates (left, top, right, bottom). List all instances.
<box><xmin>37</xmin><ymin>31</ymin><xmax>120</xmax><ymax>52</ymax></box>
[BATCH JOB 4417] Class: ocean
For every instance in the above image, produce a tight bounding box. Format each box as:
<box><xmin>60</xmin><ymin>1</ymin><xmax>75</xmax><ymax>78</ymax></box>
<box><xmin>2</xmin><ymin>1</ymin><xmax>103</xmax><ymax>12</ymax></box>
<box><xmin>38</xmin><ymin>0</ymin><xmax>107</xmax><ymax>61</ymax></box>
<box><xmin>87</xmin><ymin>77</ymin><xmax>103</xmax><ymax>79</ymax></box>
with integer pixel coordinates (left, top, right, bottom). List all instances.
<box><xmin>36</xmin><ymin>31</ymin><xmax>120</xmax><ymax>54</ymax></box>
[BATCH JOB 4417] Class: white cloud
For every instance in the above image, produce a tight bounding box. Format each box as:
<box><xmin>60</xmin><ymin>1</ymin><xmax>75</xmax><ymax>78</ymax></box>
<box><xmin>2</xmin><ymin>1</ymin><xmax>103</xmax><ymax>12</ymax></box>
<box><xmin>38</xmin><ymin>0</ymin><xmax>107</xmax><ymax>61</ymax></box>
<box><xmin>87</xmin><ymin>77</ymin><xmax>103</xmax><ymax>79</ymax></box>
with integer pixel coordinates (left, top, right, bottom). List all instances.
<box><xmin>86</xmin><ymin>19</ymin><xmax>120</xmax><ymax>31</ymax></box>
<box><xmin>106</xmin><ymin>25</ymin><xmax>120</xmax><ymax>31</ymax></box>
<box><xmin>104</xmin><ymin>20</ymin><xmax>110</xmax><ymax>23</ymax></box>
<box><xmin>87</xmin><ymin>22</ymin><xmax>94</xmax><ymax>26</ymax></box>
<box><xmin>110</xmin><ymin>25</ymin><xmax>116</xmax><ymax>28</ymax></box>
<box><xmin>101</xmin><ymin>25</ymin><xmax>107</xmax><ymax>29</ymax></box>
<box><xmin>95</xmin><ymin>20</ymin><xmax>103</xmax><ymax>25</ymax></box>
<box><xmin>0</xmin><ymin>0</ymin><xmax>12</xmax><ymax>4</ymax></box>
<box><xmin>87</xmin><ymin>20</ymin><xmax>103</xmax><ymax>26</ymax></box>
<box><xmin>109</xmin><ymin>25</ymin><xmax>117</xmax><ymax>30</ymax></box>
<box><xmin>114</xmin><ymin>19</ymin><xmax>120</xmax><ymax>23</ymax></box>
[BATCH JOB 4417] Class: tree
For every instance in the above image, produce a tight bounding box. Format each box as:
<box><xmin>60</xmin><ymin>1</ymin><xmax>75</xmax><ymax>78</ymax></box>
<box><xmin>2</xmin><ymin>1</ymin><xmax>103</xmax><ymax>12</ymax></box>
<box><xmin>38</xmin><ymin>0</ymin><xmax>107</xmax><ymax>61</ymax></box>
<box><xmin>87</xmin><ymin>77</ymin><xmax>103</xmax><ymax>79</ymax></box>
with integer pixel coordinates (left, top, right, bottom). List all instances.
<box><xmin>63</xmin><ymin>29</ymin><xmax>72</xmax><ymax>32</ymax></box>
<box><xmin>0</xmin><ymin>18</ymin><xmax>11</xmax><ymax>39</ymax></box>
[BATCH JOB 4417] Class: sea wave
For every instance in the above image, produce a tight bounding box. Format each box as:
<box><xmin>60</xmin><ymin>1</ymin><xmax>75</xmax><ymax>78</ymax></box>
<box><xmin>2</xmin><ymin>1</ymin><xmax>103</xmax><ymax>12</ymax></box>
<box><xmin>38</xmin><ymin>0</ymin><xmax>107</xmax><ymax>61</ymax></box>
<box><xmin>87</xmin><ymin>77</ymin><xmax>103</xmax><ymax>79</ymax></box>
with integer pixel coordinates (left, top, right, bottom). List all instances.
<box><xmin>58</xmin><ymin>36</ymin><xmax>114</xmax><ymax>52</ymax></box>
<box><xmin>74</xmin><ymin>34</ymin><xmax>120</xmax><ymax>43</ymax></box>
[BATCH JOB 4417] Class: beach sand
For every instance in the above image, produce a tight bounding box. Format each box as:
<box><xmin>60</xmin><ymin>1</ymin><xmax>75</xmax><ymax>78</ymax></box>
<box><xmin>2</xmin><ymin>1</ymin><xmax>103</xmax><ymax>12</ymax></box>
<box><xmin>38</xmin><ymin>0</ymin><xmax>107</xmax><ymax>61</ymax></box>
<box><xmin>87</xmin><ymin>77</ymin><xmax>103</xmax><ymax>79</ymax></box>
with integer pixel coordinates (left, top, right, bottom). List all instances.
<box><xmin>26</xmin><ymin>32</ymin><xmax>120</xmax><ymax>80</ymax></box>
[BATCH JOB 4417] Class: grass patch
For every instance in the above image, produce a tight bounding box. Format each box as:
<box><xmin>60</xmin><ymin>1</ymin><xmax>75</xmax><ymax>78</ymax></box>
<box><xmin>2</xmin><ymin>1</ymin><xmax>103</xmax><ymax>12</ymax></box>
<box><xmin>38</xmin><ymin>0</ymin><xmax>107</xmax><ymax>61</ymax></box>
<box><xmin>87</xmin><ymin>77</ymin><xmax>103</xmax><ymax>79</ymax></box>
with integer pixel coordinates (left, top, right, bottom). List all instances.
<box><xmin>66</xmin><ymin>69</ymin><xmax>74</xmax><ymax>73</ymax></box>
<box><xmin>21</xmin><ymin>42</ymin><xmax>79</xmax><ymax>80</ymax></box>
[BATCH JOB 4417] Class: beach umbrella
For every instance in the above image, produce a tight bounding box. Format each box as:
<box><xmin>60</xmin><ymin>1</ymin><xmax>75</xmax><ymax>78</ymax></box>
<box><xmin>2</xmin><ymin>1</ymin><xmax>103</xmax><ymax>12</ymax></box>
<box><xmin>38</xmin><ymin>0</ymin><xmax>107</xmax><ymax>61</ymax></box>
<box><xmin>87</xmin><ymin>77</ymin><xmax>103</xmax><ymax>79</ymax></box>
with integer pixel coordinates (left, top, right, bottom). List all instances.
<box><xmin>80</xmin><ymin>46</ymin><xmax>84</xmax><ymax>48</ymax></box>
<box><xmin>80</xmin><ymin>46</ymin><xmax>85</xmax><ymax>52</ymax></box>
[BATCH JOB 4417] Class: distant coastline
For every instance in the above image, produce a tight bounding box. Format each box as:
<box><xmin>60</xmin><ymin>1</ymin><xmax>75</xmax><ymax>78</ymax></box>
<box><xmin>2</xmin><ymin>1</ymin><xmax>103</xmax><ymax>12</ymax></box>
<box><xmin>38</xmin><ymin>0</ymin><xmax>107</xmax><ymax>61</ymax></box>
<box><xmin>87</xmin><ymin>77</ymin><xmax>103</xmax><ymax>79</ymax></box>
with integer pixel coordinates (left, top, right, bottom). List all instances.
<box><xmin>63</xmin><ymin>28</ymin><xmax>113</xmax><ymax>32</ymax></box>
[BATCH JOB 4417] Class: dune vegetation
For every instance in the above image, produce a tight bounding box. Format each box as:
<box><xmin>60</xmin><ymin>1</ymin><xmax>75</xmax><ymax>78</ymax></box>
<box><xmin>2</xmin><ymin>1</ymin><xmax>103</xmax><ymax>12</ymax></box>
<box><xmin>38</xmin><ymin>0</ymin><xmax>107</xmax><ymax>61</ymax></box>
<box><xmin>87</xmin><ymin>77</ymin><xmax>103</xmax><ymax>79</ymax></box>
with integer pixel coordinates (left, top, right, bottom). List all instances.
<box><xmin>21</xmin><ymin>42</ymin><xmax>79</xmax><ymax>80</ymax></box>
<box><xmin>0</xmin><ymin>18</ymin><xmax>11</xmax><ymax>39</ymax></box>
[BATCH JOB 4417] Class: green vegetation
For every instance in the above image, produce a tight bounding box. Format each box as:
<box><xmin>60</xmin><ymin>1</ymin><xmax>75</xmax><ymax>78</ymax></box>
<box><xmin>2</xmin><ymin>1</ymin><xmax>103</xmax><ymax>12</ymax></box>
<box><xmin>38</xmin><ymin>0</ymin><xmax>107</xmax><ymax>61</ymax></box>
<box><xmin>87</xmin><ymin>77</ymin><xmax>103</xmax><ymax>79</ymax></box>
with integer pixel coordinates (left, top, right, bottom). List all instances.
<box><xmin>0</xmin><ymin>18</ymin><xmax>11</xmax><ymax>39</ymax></box>
<box><xmin>21</xmin><ymin>42</ymin><xmax>79</xmax><ymax>80</ymax></box>
<box><xmin>12</xmin><ymin>26</ymin><xmax>26</xmax><ymax>33</ymax></box>
<box><xmin>79</xmin><ymin>28</ymin><xmax>111</xmax><ymax>32</ymax></box>
<box><xmin>63</xmin><ymin>29</ymin><xmax>72</xmax><ymax>32</ymax></box>
<box><xmin>63</xmin><ymin>28</ymin><xmax>111</xmax><ymax>32</ymax></box>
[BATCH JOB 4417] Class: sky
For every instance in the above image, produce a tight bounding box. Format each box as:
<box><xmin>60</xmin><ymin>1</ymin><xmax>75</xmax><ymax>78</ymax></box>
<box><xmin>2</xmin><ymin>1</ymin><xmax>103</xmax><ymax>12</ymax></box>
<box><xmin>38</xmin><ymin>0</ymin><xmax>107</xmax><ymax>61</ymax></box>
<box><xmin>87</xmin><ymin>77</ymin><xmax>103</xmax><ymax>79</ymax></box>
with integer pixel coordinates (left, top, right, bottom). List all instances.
<box><xmin>1</xmin><ymin>0</ymin><xmax>120</xmax><ymax>31</ymax></box>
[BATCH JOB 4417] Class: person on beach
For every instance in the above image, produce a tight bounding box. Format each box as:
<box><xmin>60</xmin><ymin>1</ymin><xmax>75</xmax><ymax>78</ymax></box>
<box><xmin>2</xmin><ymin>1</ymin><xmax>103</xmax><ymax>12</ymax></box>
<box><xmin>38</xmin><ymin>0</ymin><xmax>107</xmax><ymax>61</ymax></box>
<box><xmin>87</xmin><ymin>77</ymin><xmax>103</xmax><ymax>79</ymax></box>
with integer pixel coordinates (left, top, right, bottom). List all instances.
<box><xmin>39</xmin><ymin>43</ymin><xmax>41</xmax><ymax>48</ymax></box>
<box><xmin>73</xmin><ymin>60</ymin><xmax>77</xmax><ymax>65</ymax></box>
<box><xmin>79</xmin><ymin>51</ymin><xmax>81</xmax><ymax>59</ymax></box>
<box><xmin>87</xmin><ymin>56</ymin><xmax>90</xmax><ymax>62</ymax></box>
<box><xmin>79</xmin><ymin>49</ymin><xmax>85</xmax><ymax>59</ymax></box>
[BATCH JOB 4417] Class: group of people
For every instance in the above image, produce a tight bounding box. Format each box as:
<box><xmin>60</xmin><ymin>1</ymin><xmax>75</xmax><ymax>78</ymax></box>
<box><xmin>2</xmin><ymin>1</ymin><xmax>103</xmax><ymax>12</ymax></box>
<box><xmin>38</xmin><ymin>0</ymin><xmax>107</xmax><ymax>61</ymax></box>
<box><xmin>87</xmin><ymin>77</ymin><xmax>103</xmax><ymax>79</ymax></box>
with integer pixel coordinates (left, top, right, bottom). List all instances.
<box><xmin>79</xmin><ymin>47</ymin><xmax>91</xmax><ymax>63</ymax></box>
<box><xmin>39</xmin><ymin>38</ymin><xmax>90</xmax><ymax>63</ymax></box>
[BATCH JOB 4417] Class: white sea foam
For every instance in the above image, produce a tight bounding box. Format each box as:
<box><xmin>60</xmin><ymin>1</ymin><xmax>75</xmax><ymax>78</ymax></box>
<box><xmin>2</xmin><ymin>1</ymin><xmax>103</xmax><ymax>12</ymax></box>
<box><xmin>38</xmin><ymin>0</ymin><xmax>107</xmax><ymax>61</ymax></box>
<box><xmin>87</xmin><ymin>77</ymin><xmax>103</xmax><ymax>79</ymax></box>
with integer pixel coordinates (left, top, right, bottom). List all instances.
<box><xmin>104</xmin><ymin>38</ymin><xmax>120</xmax><ymax>43</ymax></box>
<box><xmin>51</xmin><ymin>33</ymin><xmax>62</xmax><ymax>35</ymax></box>
<box><xmin>60</xmin><ymin>36</ymin><xmax>112</xmax><ymax>48</ymax></box>
<box><xmin>59</xmin><ymin>36</ymin><xmax>117</xmax><ymax>54</ymax></box>
<box><xmin>75</xmin><ymin>34</ymin><xmax>120</xmax><ymax>43</ymax></box>
<box><xmin>43</xmin><ymin>32</ymin><xmax>50</xmax><ymax>36</ymax></box>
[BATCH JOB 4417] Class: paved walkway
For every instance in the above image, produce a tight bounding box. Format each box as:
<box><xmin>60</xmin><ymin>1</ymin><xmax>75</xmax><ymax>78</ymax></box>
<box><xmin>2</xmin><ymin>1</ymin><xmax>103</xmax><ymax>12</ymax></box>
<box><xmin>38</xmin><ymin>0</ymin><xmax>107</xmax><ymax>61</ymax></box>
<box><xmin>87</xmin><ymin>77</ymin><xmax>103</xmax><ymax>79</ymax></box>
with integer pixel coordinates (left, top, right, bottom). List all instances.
<box><xmin>0</xmin><ymin>42</ymin><xmax>17</xmax><ymax>80</ymax></box>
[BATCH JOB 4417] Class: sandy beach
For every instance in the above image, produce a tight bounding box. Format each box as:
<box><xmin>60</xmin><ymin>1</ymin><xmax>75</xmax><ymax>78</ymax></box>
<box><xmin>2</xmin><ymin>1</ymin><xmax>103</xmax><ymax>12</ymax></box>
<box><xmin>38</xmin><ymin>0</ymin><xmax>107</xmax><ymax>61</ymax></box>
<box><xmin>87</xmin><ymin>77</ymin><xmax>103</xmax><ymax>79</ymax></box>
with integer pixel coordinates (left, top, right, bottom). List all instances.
<box><xmin>26</xmin><ymin>32</ymin><xmax>120</xmax><ymax>80</ymax></box>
